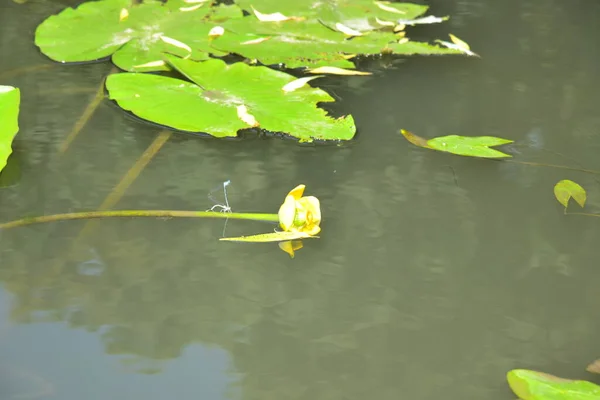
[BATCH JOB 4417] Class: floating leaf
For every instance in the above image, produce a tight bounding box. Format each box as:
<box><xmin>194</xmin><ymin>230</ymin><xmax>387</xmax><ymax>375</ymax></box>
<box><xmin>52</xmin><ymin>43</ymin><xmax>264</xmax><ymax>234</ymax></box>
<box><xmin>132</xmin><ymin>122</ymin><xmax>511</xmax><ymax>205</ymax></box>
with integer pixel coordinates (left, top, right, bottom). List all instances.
<box><xmin>435</xmin><ymin>33</ymin><xmax>479</xmax><ymax>56</ymax></box>
<box><xmin>554</xmin><ymin>179</ymin><xmax>586</xmax><ymax>209</ymax></box>
<box><xmin>281</xmin><ymin>76</ymin><xmax>323</xmax><ymax>92</ymax></box>
<box><xmin>507</xmin><ymin>369</ymin><xmax>600</xmax><ymax>400</ymax></box>
<box><xmin>396</xmin><ymin>15</ymin><xmax>448</xmax><ymax>25</ymax></box>
<box><xmin>308</xmin><ymin>66</ymin><xmax>371</xmax><ymax>76</ymax></box>
<box><xmin>220</xmin><ymin>231</ymin><xmax>316</xmax><ymax>242</ymax></box>
<box><xmin>0</xmin><ymin>85</ymin><xmax>20</xmax><ymax>173</ymax></box>
<box><xmin>400</xmin><ymin>130</ymin><xmax>512</xmax><ymax>158</ymax></box>
<box><xmin>106</xmin><ymin>55</ymin><xmax>355</xmax><ymax>141</ymax></box>
<box><xmin>427</xmin><ymin>135</ymin><xmax>512</xmax><ymax>158</ymax></box>
<box><xmin>34</xmin><ymin>0</ymin><xmax>243</xmax><ymax>72</ymax></box>
<box><xmin>212</xmin><ymin>17</ymin><xmax>462</xmax><ymax>69</ymax></box>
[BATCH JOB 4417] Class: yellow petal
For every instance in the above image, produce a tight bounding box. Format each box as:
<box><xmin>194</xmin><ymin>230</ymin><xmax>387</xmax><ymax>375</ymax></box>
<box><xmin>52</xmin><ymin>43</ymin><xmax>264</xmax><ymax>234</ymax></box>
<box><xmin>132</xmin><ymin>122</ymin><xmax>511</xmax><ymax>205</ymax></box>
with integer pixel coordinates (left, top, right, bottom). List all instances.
<box><xmin>287</xmin><ymin>184</ymin><xmax>305</xmax><ymax>200</ymax></box>
<box><xmin>299</xmin><ymin>196</ymin><xmax>321</xmax><ymax>225</ymax></box>
<box><xmin>278</xmin><ymin>240</ymin><xmax>304</xmax><ymax>258</ymax></box>
<box><xmin>304</xmin><ymin>224</ymin><xmax>321</xmax><ymax>236</ymax></box>
<box><xmin>278</xmin><ymin>195</ymin><xmax>297</xmax><ymax>231</ymax></box>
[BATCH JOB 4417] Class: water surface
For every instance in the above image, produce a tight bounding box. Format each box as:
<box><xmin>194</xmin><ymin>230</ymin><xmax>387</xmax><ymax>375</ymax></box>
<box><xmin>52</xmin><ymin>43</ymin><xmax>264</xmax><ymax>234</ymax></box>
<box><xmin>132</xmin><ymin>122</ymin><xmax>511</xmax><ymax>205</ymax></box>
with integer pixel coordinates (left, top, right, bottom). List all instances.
<box><xmin>1</xmin><ymin>1</ymin><xmax>600</xmax><ymax>399</ymax></box>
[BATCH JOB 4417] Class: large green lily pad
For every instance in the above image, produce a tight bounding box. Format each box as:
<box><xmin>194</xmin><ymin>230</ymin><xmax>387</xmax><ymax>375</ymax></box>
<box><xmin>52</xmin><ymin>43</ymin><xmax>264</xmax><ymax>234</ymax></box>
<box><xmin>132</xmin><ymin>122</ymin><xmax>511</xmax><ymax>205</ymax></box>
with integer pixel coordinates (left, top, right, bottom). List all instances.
<box><xmin>34</xmin><ymin>0</ymin><xmax>243</xmax><ymax>72</ymax></box>
<box><xmin>507</xmin><ymin>369</ymin><xmax>600</xmax><ymax>400</ymax></box>
<box><xmin>105</xmin><ymin>55</ymin><xmax>355</xmax><ymax>141</ymax></box>
<box><xmin>0</xmin><ymin>86</ymin><xmax>20</xmax><ymax>174</ymax></box>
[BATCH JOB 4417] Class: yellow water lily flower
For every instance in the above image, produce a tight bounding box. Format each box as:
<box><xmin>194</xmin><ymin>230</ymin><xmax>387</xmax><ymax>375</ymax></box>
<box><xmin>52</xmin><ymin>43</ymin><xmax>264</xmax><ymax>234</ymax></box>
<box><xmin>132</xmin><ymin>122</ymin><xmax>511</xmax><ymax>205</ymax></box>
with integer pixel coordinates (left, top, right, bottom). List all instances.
<box><xmin>277</xmin><ymin>184</ymin><xmax>321</xmax><ymax>236</ymax></box>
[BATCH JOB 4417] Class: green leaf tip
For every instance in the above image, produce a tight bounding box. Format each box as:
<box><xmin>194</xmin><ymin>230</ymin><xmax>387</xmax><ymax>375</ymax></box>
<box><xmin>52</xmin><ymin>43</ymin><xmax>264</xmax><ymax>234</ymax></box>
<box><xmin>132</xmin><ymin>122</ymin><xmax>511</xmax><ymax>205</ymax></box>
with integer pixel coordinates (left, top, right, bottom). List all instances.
<box><xmin>554</xmin><ymin>179</ymin><xmax>586</xmax><ymax>209</ymax></box>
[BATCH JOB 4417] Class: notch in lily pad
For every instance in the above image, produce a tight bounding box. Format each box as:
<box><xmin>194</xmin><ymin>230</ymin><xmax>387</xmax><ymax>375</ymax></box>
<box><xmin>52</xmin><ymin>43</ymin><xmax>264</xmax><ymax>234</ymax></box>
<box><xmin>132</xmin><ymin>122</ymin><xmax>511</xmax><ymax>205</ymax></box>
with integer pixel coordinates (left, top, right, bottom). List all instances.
<box><xmin>400</xmin><ymin>129</ymin><xmax>513</xmax><ymax>158</ymax></box>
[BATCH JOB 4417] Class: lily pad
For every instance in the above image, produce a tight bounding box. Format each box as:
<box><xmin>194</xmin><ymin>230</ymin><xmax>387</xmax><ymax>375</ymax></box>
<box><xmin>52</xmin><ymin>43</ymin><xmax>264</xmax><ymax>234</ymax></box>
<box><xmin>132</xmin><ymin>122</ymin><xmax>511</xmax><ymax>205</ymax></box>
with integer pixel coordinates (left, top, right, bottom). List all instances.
<box><xmin>507</xmin><ymin>369</ymin><xmax>600</xmax><ymax>400</ymax></box>
<box><xmin>213</xmin><ymin>17</ymin><xmax>461</xmax><ymax>69</ymax></box>
<box><xmin>34</xmin><ymin>0</ymin><xmax>243</xmax><ymax>72</ymax></box>
<box><xmin>554</xmin><ymin>179</ymin><xmax>586</xmax><ymax>209</ymax></box>
<box><xmin>0</xmin><ymin>85</ymin><xmax>20</xmax><ymax>173</ymax></box>
<box><xmin>233</xmin><ymin>0</ymin><xmax>429</xmax><ymax>32</ymax></box>
<box><xmin>400</xmin><ymin>130</ymin><xmax>512</xmax><ymax>158</ymax></box>
<box><xmin>106</xmin><ymin>55</ymin><xmax>355</xmax><ymax>141</ymax></box>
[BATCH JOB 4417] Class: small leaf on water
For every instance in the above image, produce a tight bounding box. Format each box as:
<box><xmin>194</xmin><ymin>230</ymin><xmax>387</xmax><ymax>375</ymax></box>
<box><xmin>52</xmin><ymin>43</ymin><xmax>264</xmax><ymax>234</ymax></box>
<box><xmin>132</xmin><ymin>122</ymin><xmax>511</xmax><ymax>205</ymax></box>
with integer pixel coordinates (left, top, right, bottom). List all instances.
<box><xmin>507</xmin><ymin>369</ymin><xmax>600</xmax><ymax>400</ymax></box>
<box><xmin>180</xmin><ymin>4</ymin><xmax>204</xmax><ymax>12</ymax></box>
<box><xmin>374</xmin><ymin>1</ymin><xmax>406</xmax><ymax>14</ymax></box>
<box><xmin>436</xmin><ymin>34</ymin><xmax>479</xmax><ymax>56</ymax></box>
<box><xmin>240</xmin><ymin>37</ymin><xmax>270</xmax><ymax>45</ymax></box>
<box><xmin>282</xmin><ymin>76</ymin><xmax>323</xmax><ymax>92</ymax></box>
<box><xmin>426</xmin><ymin>135</ymin><xmax>513</xmax><ymax>158</ymax></box>
<box><xmin>220</xmin><ymin>231</ymin><xmax>317</xmax><ymax>242</ymax></box>
<box><xmin>397</xmin><ymin>15</ymin><xmax>448</xmax><ymax>25</ymax></box>
<box><xmin>132</xmin><ymin>60</ymin><xmax>166</xmax><ymax>69</ymax></box>
<box><xmin>160</xmin><ymin>35</ymin><xmax>192</xmax><ymax>55</ymax></box>
<box><xmin>554</xmin><ymin>179</ymin><xmax>586</xmax><ymax>209</ymax></box>
<box><xmin>208</xmin><ymin>26</ymin><xmax>224</xmax><ymax>38</ymax></box>
<box><xmin>375</xmin><ymin>18</ymin><xmax>395</xmax><ymax>26</ymax></box>
<box><xmin>335</xmin><ymin>23</ymin><xmax>363</xmax><ymax>36</ymax></box>
<box><xmin>308</xmin><ymin>66</ymin><xmax>371</xmax><ymax>75</ymax></box>
<box><xmin>252</xmin><ymin>6</ymin><xmax>298</xmax><ymax>22</ymax></box>
<box><xmin>449</xmin><ymin>33</ymin><xmax>470</xmax><ymax>50</ymax></box>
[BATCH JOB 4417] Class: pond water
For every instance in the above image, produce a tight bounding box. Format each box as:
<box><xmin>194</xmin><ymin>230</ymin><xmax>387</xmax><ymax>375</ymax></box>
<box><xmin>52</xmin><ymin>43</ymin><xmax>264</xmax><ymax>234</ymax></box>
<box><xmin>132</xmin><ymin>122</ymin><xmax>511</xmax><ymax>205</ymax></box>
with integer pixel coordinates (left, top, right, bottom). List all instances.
<box><xmin>1</xmin><ymin>0</ymin><xmax>600</xmax><ymax>399</ymax></box>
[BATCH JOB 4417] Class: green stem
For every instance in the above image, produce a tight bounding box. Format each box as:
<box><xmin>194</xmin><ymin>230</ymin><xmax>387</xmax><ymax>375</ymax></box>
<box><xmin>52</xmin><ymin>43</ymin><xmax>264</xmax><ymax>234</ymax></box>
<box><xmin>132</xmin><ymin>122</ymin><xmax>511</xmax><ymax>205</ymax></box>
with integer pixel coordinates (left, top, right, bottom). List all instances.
<box><xmin>0</xmin><ymin>210</ymin><xmax>280</xmax><ymax>230</ymax></box>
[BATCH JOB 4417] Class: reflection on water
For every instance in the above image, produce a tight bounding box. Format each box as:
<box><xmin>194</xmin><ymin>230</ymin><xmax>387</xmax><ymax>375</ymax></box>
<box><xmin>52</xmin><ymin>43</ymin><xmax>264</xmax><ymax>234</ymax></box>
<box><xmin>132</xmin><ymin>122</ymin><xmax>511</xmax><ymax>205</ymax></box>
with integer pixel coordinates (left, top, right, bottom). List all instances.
<box><xmin>1</xmin><ymin>0</ymin><xmax>600</xmax><ymax>399</ymax></box>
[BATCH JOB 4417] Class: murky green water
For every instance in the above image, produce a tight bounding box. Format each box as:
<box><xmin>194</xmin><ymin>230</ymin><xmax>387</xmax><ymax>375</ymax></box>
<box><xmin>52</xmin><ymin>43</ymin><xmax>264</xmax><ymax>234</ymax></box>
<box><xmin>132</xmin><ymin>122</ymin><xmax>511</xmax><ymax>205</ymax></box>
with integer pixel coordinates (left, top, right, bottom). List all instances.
<box><xmin>1</xmin><ymin>1</ymin><xmax>600</xmax><ymax>399</ymax></box>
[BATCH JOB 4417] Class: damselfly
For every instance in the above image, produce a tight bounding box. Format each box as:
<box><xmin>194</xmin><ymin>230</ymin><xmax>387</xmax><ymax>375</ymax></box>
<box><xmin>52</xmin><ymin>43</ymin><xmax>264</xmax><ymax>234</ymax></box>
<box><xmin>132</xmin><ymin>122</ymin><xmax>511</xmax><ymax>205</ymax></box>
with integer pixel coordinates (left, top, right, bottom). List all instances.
<box><xmin>207</xmin><ymin>180</ymin><xmax>232</xmax><ymax>213</ymax></box>
<box><xmin>207</xmin><ymin>180</ymin><xmax>232</xmax><ymax>237</ymax></box>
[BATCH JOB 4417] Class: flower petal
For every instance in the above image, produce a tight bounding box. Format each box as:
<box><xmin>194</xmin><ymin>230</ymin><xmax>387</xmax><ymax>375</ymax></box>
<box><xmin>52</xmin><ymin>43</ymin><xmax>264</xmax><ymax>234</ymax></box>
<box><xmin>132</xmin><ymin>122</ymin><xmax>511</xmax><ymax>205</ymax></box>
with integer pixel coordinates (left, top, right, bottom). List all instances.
<box><xmin>278</xmin><ymin>240</ymin><xmax>304</xmax><ymax>258</ymax></box>
<box><xmin>278</xmin><ymin>195</ymin><xmax>297</xmax><ymax>231</ymax></box>
<box><xmin>298</xmin><ymin>196</ymin><xmax>321</xmax><ymax>225</ymax></box>
<box><xmin>287</xmin><ymin>184</ymin><xmax>305</xmax><ymax>200</ymax></box>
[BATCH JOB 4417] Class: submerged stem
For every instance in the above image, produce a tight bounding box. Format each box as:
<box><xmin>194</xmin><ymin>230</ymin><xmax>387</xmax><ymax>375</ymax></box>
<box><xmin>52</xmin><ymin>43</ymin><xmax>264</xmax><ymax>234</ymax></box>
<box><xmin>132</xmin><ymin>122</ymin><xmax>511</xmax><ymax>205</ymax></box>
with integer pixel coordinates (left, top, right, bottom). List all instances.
<box><xmin>0</xmin><ymin>210</ymin><xmax>280</xmax><ymax>230</ymax></box>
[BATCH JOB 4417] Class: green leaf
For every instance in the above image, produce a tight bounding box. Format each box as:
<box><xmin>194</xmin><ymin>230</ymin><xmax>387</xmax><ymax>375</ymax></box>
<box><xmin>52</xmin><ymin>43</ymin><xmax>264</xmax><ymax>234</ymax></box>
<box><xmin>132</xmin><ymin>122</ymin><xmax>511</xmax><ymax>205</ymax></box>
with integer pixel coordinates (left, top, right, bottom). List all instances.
<box><xmin>554</xmin><ymin>179</ymin><xmax>586</xmax><ymax>208</ymax></box>
<box><xmin>426</xmin><ymin>134</ymin><xmax>513</xmax><ymax>158</ymax></box>
<box><xmin>507</xmin><ymin>369</ymin><xmax>600</xmax><ymax>400</ymax></box>
<box><xmin>212</xmin><ymin>17</ymin><xmax>461</xmax><ymax>69</ymax></box>
<box><xmin>220</xmin><ymin>231</ymin><xmax>317</xmax><ymax>242</ymax></box>
<box><xmin>0</xmin><ymin>85</ymin><xmax>20</xmax><ymax>173</ymax></box>
<box><xmin>106</xmin><ymin>55</ymin><xmax>356</xmax><ymax>141</ymax></box>
<box><xmin>34</xmin><ymin>0</ymin><xmax>241</xmax><ymax>72</ymax></box>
